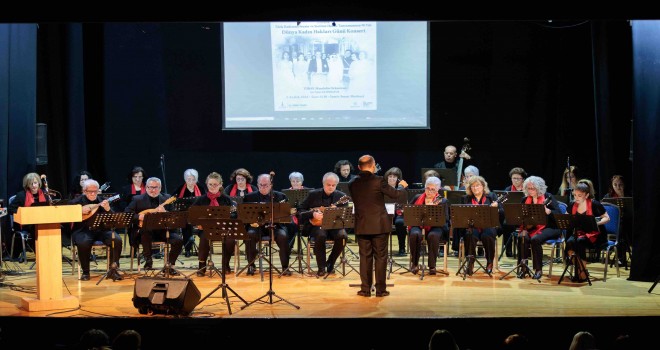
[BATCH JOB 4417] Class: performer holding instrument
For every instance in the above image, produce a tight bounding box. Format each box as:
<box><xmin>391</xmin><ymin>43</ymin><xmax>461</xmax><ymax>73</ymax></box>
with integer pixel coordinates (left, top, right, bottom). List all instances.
<box><xmin>124</xmin><ymin>177</ymin><xmax>183</xmax><ymax>274</ymax></box>
<box><xmin>298</xmin><ymin>172</ymin><xmax>349</xmax><ymax>277</ymax></box>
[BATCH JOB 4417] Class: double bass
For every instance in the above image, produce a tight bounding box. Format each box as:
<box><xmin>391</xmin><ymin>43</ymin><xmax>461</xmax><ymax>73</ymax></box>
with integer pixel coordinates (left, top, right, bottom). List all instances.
<box><xmin>455</xmin><ymin>138</ymin><xmax>472</xmax><ymax>189</ymax></box>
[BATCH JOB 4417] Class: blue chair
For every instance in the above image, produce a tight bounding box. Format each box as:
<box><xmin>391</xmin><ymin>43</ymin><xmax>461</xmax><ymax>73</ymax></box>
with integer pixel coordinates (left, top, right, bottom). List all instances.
<box><xmin>601</xmin><ymin>203</ymin><xmax>621</xmax><ymax>281</ymax></box>
<box><xmin>542</xmin><ymin>201</ymin><xmax>567</xmax><ymax>277</ymax></box>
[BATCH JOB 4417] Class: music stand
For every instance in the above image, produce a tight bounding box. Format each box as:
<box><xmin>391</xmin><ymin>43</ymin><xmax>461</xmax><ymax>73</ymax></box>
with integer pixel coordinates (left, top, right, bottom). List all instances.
<box><xmin>235</xmin><ymin>202</ymin><xmax>292</xmax><ymax>277</ymax></box>
<box><xmin>140</xmin><ymin>211</ymin><xmax>188</xmax><ymax>278</ymax></box>
<box><xmin>90</xmin><ymin>212</ymin><xmax>133</xmax><ymax>285</ymax></box>
<box><xmin>169</xmin><ymin>197</ymin><xmax>198</xmax><ymax>212</ymax></box>
<box><xmin>281</xmin><ymin>188</ymin><xmax>312</xmax><ymax>275</ymax></box>
<box><xmin>498</xmin><ymin>204</ymin><xmax>546</xmax><ymax>282</ymax></box>
<box><xmin>187</xmin><ymin>206</ymin><xmax>233</xmax><ymax>279</ymax></box>
<box><xmin>494</xmin><ymin>191</ymin><xmax>525</xmax><ymax>205</ymax></box>
<box><xmin>319</xmin><ymin>206</ymin><xmax>358</xmax><ymax>279</ymax></box>
<box><xmin>451</xmin><ymin>205</ymin><xmax>500</xmax><ymax>279</ymax></box>
<box><xmin>421</xmin><ymin>168</ymin><xmax>458</xmax><ymax>188</ymax></box>
<box><xmin>444</xmin><ymin>190</ymin><xmax>466</xmax><ymax>205</ymax></box>
<box><xmin>555</xmin><ymin>213</ymin><xmax>594</xmax><ymax>285</ymax></box>
<box><xmin>194</xmin><ymin>218</ymin><xmax>248</xmax><ymax>314</ymax></box>
<box><xmin>402</xmin><ymin>204</ymin><xmax>447</xmax><ymax>280</ymax></box>
<box><xmin>337</xmin><ymin>183</ymin><xmax>351</xmax><ymax>198</ymax></box>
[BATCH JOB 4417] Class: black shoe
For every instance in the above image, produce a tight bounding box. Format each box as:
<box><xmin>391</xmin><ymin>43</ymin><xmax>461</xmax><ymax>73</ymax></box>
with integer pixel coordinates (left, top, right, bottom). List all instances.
<box><xmin>317</xmin><ymin>269</ymin><xmax>326</xmax><ymax>277</ymax></box>
<box><xmin>357</xmin><ymin>290</ymin><xmax>371</xmax><ymax>297</ymax></box>
<box><xmin>184</xmin><ymin>250</ymin><xmax>191</xmax><ymax>258</ymax></box>
<box><xmin>281</xmin><ymin>270</ymin><xmax>292</xmax><ymax>276</ymax></box>
<box><xmin>327</xmin><ymin>265</ymin><xmax>335</xmax><ymax>274</ymax></box>
<box><xmin>376</xmin><ymin>290</ymin><xmax>390</xmax><ymax>297</ymax></box>
<box><xmin>80</xmin><ymin>273</ymin><xmax>90</xmax><ymax>281</ymax></box>
<box><xmin>247</xmin><ymin>265</ymin><xmax>256</xmax><ymax>276</ymax></box>
<box><xmin>167</xmin><ymin>268</ymin><xmax>180</xmax><ymax>276</ymax></box>
<box><xmin>144</xmin><ymin>259</ymin><xmax>153</xmax><ymax>270</ymax></box>
<box><xmin>222</xmin><ymin>266</ymin><xmax>233</xmax><ymax>274</ymax></box>
<box><xmin>196</xmin><ymin>268</ymin><xmax>207</xmax><ymax>277</ymax></box>
<box><xmin>486</xmin><ymin>263</ymin><xmax>493</xmax><ymax>274</ymax></box>
<box><xmin>397</xmin><ymin>249</ymin><xmax>406</xmax><ymax>256</ymax></box>
<box><xmin>411</xmin><ymin>265</ymin><xmax>419</xmax><ymax>275</ymax></box>
<box><xmin>429</xmin><ymin>268</ymin><xmax>437</xmax><ymax>275</ymax></box>
<box><xmin>533</xmin><ymin>271</ymin><xmax>542</xmax><ymax>280</ymax></box>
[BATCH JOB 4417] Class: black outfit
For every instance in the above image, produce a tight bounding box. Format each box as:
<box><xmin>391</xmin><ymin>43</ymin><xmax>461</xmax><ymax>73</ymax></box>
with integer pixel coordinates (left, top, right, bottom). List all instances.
<box><xmin>124</xmin><ymin>193</ymin><xmax>183</xmax><ymax>269</ymax></box>
<box><xmin>349</xmin><ymin>170</ymin><xmax>406</xmax><ymax>296</ymax></box>
<box><xmin>298</xmin><ymin>188</ymin><xmax>348</xmax><ymax>275</ymax></box>
<box><xmin>114</xmin><ymin>184</ymin><xmax>145</xmax><ymax>213</ymax></box>
<box><xmin>515</xmin><ymin>193</ymin><xmax>561</xmax><ymax>274</ymax></box>
<box><xmin>459</xmin><ymin>192</ymin><xmax>504</xmax><ymax>273</ymax></box>
<box><xmin>242</xmin><ymin>190</ymin><xmax>290</xmax><ymax>274</ymax></box>
<box><xmin>69</xmin><ymin>195</ymin><xmax>123</xmax><ymax>279</ymax></box>
<box><xmin>173</xmin><ymin>182</ymin><xmax>206</xmax><ymax>256</ymax></box>
<box><xmin>393</xmin><ymin>210</ymin><xmax>406</xmax><ymax>255</ymax></box>
<box><xmin>602</xmin><ymin>193</ymin><xmax>631</xmax><ymax>268</ymax></box>
<box><xmin>433</xmin><ymin>160</ymin><xmax>457</xmax><ymax>169</ymax></box>
<box><xmin>407</xmin><ymin>194</ymin><xmax>450</xmax><ymax>271</ymax></box>
<box><xmin>337</xmin><ymin>173</ymin><xmax>357</xmax><ymax>182</ymax></box>
<box><xmin>564</xmin><ymin>199</ymin><xmax>607</xmax><ymax>261</ymax></box>
<box><xmin>7</xmin><ymin>190</ymin><xmax>48</xmax><ymax>258</ymax></box>
<box><xmin>223</xmin><ymin>183</ymin><xmax>258</xmax><ymax>198</ymax></box>
<box><xmin>191</xmin><ymin>193</ymin><xmax>236</xmax><ymax>275</ymax></box>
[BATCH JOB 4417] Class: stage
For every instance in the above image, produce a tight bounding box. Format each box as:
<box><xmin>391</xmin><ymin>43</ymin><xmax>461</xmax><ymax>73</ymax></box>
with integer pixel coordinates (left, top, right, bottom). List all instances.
<box><xmin>1</xmin><ymin>237</ymin><xmax>658</xmax><ymax>349</ymax></box>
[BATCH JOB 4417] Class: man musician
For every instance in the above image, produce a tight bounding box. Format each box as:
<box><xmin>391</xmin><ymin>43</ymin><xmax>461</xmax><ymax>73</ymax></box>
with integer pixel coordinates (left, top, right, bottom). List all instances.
<box><xmin>124</xmin><ymin>177</ymin><xmax>183</xmax><ymax>275</ymax></box>
<box><xmin>298</xmin><ymin>172</ymin><xmax>349</xmax><ymax>277</ymax></box>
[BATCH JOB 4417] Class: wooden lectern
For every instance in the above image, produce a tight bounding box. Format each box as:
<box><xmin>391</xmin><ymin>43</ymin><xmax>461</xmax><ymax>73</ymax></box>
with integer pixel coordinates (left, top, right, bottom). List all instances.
<box><xmin>14</xmin><ymin>205</ymin><xmax>82</xmax><ymax>311</ymax></box>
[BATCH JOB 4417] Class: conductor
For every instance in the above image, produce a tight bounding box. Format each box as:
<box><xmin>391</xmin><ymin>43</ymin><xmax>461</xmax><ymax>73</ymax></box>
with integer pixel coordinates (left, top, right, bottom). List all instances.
<box><xmin>349</xmin><ymin>155</ymin><xmax>407</xmax><ymax>297</ymax></box>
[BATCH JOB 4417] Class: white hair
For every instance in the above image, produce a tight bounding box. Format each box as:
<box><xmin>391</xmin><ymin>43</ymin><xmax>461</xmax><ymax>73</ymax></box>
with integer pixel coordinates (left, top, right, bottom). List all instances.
<box><xmin>183</xmin><ymin>169</ymin><xmax>199</xmax><ymax>181</ymax></box>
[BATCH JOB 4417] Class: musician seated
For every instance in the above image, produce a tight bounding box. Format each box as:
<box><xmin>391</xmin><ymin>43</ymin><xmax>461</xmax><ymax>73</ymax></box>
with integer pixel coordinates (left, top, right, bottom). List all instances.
<box><xmin>70</xmin><ymin>179</ymin><xmax>123</xmax><ymax>281</ymax></box>
<box><xmin>173</xmin><ymin>168</ymin><xmax>206</xmax><ymax>258</ymax></box>
<box><xmin>460</xmin><ymin>175</ymin><xmax>502</xmax><ymax>275</ymax></box>
<box><xmin>191</xmin><ymin>172</ymin><xmax>236</xmax><ymax>276</ymax></box>
<box><xmin>285</xmin><ymin>171</ymin><xmax>311</xmax><ymax>252</ymax></box>
<box><xmin>564</xmin><ymin>179</ymin><xmax>609</xmax><ymax>282</ymax></box>
<box><xmin>384</xmin><ymin>167</ymin><xmax>407</xmax><ymax>256</ymax></box>
<box><xmin>501</xmin><ymin>167</ymin><xmax>527</xmax><ymax>258</ymax></box>
<box><xmin>124</xmin><ymin>177</ymin><xmax>183</xmax><ymax>275</ymax></box>
<box><xmin>243</xmin><ymin>174</ymin><xmax>292</xmax><ymax>276</ymax></box>
<box><xmin>299</xmin><ymin>172</ymin><xmax>349</xmax><ymax>277</ymax></box>
<box><xmin>516</xmin><ymin>176</ymin><xmax>561</xmax><ymax>280</ymax></box>
<box><xmin>407</xmin><ymin>176</ymin><xmax>449</xmax><ymax>275</ymax></box>
<box><xmin>8</xmin><ymin>173</ymin><xmax>49</xmax><ymax>254</ymax></box>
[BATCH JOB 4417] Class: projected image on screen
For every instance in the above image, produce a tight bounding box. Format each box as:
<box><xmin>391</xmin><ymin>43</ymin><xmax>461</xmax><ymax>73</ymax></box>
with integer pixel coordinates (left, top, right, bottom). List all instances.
<box><xmin>271</xmin><ymin>22</ymin><xmax>377</xmax><ymax>112</ymax></box>
<box><xmin>224</xmin><ymin>21</ymin><xmax>428</xmax><ymax>130</ymax></box>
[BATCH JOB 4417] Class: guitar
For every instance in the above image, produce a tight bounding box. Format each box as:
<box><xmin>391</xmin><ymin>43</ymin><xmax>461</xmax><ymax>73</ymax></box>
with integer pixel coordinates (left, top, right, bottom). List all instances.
<box><xmin>100</xmin><ymin>182</ymin><xmax>111</xmax><ymax>192</ymax></box>
<box><xmin>455</xmin><ymin>138</ymin><xmax>472</xmax><ymax>189</ymax></box>
<box><xmin>495</xmin><ymin>192</ymin><xmax>509</xmax><ymax>205</ymax></box>
<box><xmin>81</xmin><ymin>194</ymin><xmax>121</xmax><ymax>220</ymax></box>
<box><xmin>138</xmin><ymin>196</ymin><xmax>177</xmax><ymax>227</ymax></box>
<box><xmin>307</xmin><ymin>195</ymin><xmax>351</xmax><ymax>226</ymax></box>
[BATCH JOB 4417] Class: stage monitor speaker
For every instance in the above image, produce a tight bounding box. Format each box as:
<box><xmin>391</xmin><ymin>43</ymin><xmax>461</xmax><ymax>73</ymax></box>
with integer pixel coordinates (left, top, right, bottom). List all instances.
<box><xmin>133</xmin><ymin>277</ymin><xmax>201</xmax><ymax>316</ymax></box>
<box><xmin>36</xmin><ymin>123</ymin><xmax>48</xmax><ymax>165</ymax></box>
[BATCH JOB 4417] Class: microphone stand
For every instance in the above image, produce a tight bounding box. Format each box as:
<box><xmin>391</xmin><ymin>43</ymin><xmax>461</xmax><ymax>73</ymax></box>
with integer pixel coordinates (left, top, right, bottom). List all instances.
<box><xmin>160</xmin><ymin>154</ymin><xmax>168</xmax><ymax>194</ymax></box>
<box><xmin>566</xmin><ymin>157</ymin><xmax>574</xmax><ymax>203</ymax></box>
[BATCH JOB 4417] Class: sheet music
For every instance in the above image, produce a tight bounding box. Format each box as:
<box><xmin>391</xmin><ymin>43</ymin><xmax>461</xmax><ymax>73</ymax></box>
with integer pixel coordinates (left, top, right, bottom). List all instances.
<box><xmin>385</xmin><ymin>203</ymin><xmax>395</xmax><ymax>215</ymax></box>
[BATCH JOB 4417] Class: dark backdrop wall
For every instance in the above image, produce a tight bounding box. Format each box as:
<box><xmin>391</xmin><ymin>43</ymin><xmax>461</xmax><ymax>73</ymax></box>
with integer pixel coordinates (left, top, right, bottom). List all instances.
<box><xmin>99</xmin><ymin>21</ymin><xmax>630</xmax><ymax>195</ymax></box>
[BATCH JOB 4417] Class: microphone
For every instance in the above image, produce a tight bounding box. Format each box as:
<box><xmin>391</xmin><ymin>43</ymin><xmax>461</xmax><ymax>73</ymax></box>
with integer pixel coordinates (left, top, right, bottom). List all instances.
<box><xmin>269</xmin><ymin>171</ymin><xmax>275</xmax><ymax>182</ymax></box>
<box><xmin>40</xmin><ymin>174</ymin><xmax>53</xmax><ymax>204</ymax></box>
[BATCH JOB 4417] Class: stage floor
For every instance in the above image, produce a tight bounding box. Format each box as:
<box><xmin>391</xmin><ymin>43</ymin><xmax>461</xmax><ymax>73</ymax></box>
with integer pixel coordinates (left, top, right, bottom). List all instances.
<box><xmin>1</xmin><ymin>237</ymin><xmax>658</xmax><ymax>349</ymax></box>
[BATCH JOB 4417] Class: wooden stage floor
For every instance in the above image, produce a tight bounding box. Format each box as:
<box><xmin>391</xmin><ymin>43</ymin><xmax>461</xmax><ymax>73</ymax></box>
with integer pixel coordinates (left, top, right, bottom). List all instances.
<box><xmin>1</xmin><ymin>237</ymin><xmax>658</xmax><ymax>349</ymax></box>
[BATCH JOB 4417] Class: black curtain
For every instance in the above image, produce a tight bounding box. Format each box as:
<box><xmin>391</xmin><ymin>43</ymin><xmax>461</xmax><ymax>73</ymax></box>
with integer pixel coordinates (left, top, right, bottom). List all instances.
<box><xmin>629</xmin><ymin>21</ymin><xmax>660</xmax><ymax>282</ymax></box>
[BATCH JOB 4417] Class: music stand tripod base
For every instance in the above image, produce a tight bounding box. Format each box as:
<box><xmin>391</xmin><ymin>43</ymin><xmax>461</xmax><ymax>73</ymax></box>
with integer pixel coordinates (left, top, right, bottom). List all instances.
<box><xmin>141</xmin><ymin>211</ymin><xmax>188</xmax><ymax>278</ymax></box>
<box><xmin>90</xmin><ymin>212</ymin><xmax>133</xmax><ymax>285</ymax></box>
<box><xmin>402</xmin><ymin>203</ymin><xmax>447</xmax><ymax>280</ymax></box>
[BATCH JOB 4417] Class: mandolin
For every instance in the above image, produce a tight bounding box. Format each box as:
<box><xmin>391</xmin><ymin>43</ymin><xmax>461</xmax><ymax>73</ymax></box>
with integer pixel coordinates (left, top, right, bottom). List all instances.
<box><xmin>81</xmin><ymin>194</ymin><xmax>121</xmax><ymax>220</ymax></box>
<box><xmin>138</xmin><ymin>196</ymin><xmax>177</xmax><ymax>227</ymax></box>
<box><xmin>306</xmin><ymin>195</ymin><xmax>351</xmax><ymax>226</ymax></box>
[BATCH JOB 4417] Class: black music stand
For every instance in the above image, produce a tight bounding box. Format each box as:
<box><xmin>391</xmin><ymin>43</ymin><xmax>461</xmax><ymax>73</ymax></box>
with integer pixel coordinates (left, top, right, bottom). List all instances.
<box><xmin>320</xmin><ymin>206</ymin><xmax>358</xmax><ymax>279</ymax></box>
<box><xmin>187</xmin><ymin>206</ymin><xmax>233</xmax><ymax>279</ymax></box>
<box><xmin>236</xmin><ymin>202</ymin><xmax>291</xmax><ymax>278</ymax></box>
<box><xmin>386</xmin><ymin>191</ymin><xmax>409</xmax><ymax>276</ymax></box>
<box><xmin>451</xmin><ymin>205</ymin><xmax>500</xmax><ymax>280</ymax></box>
<box><xmin>555</xmin><ymin>213</ymin><xmax>594</xmax><ymax>286</ymax></box>
<box><xmin>402</xmin><ymin>204</ymin><xmax>447</xmax><ymax>280</ymax></box>
<box><xmin>194</xmin><ymin>218</ymin><xmax>248</xmax><ymax>314</ymax></box>
<box><xmin>337</xmin><ymin>183</ymin><xmax>351</xmax><ymax>198</ymax></box>
<box><xmin>90</xmin><ymin>212</ymin><xmax>133</xmax><ymax>285</ymax></box>
<box><xmin>140</xmin><ymin>211</ymin><xmax>188</xmax><ymax>278</ymax></box>
<box><xmin>239</xmin><ymin>201</ymin><xmax>299</xmax><ymax>310</ymax></box>
<box><xmin>444</xmin><ymin>190</ymin><xmax>467</xmax><ymax>205</ymax></box>
<box><xmin>499</xmin><ymin>204</ymin><xmax>546</xmax><ymax>282</ymax></box>
<box><xmin>421</xmin><ymin>168</ymin><xmax>458</xmax><ymax>188</ymax></box>
<box><xmin>282</xmin><ymin>188</ymin><xmax>312</xmax><ymax>276</ymax></box>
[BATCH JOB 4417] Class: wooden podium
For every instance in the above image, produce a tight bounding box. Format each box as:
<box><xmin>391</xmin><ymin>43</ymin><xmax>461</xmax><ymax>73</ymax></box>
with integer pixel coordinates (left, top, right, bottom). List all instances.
<box><xmin>14</xmin><ymin>204</ymin><xmax>82</xmax><ymax>311</ymax></box>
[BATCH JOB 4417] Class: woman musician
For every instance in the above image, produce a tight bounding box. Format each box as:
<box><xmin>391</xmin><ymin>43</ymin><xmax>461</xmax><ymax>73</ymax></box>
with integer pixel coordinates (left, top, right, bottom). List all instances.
<box><xmin>406</xmin><ymin>176</ymin><xmax>449</xmax><ymax>275</ymax></box>
<box><xmin>516</xmin><ymin>176</ymin><xmax>562</xmax><ymax>280</ymax></box>
<box><xmin>564</xmin><ymin>179</ymin><xmax>609</xmax><ymax>282</ymax></box>
<box><xmin>384</xmin><ymin>167</ymin><xmax>407</xmax><ymax>256</ymax></box>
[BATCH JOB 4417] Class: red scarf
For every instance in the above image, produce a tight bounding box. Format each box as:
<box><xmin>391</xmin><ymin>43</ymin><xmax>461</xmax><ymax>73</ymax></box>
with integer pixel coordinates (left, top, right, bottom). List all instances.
<box><xmin>206</xmin><ymin>192</ymin><xmax>221</xmax><ymax>206</ymax></box>
<box><xmin>179</xmin><ymin>184</ymin><xmax>201</xmax><ymax>198</ymax></box>
<box><xmin>521</xmin><ymin>195</ymin><xmax>546</xmax><ymax>237</ymax></box>
<box><xmin>571</xmin><ymin>199</ymin><xmax>599</xmax><ymax>243</ymax></box>
<box><xmin>131</xmin><ymin>183</ymin><xmax>145</xmax><ymax>195</ymax></box>
<box><xmin>24</xmin><ymin>189</ymin><xmax>46</xmax><ymax>207</ymax></box>
<box><xmin>229</xmin><ymin>184</ymin><xmax>253</xmax><ymax>197</ymax></box>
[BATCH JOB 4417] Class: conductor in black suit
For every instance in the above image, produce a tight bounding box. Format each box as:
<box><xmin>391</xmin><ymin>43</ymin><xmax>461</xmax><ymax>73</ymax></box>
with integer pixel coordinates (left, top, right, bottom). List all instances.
<box><xmin>349</xmin><ymin>155</ymin><xmax>408</xmax><ymax>297</ymax></box>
